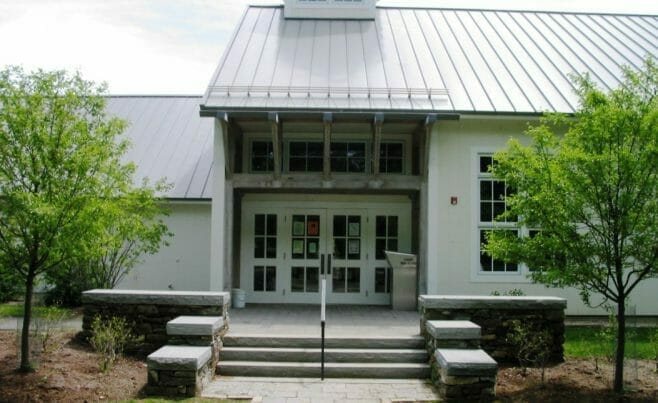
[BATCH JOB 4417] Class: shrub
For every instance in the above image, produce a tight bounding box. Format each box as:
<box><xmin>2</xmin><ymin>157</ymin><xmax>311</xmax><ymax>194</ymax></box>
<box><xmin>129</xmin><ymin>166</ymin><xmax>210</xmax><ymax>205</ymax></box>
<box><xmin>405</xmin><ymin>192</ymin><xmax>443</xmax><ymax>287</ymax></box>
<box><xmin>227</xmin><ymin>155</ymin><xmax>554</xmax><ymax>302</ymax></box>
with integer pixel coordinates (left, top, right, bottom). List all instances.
<box><xmin>506</xmin><ymin>319</ymin><xmax>553</xmax><ymax>383</ymax></box>
<box><xmin>89</xmin><ymin>315</ymin><xmax>136</xmax><ymax>372</ymax></box>
<box><xmin>33</xmin><ymin>306</ymin><xmax>71</xmax><ymax>354</ymax></box>
<box><xmin>650</xmin><ymin>329</ymin><xmax>658</xmax><ymax>372</ymax></box>
<box><xmin>44</xmin><ymin>264</ymin><xmax>96</xmax><ymax>307</ymax></box>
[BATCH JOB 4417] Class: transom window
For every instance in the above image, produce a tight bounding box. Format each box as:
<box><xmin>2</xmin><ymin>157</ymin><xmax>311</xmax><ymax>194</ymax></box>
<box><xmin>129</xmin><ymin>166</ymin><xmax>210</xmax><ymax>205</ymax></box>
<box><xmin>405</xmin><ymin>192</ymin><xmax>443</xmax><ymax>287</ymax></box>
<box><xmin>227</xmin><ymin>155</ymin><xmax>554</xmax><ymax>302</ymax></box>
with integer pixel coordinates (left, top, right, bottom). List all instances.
<box><xmin>289</xmin><ymin>141</ymin><xmax>323</xmax><ymax>172</ymax></box>
<box><xmin>379</xmin><ymin>142</ymin><xmax>403</xmax><ymax>173</ymax></box>
<box><xmin>477</xmin><ymin>155</ymin><xmax>518</xmax><ymax>273</ymax></box>
<box><xmin>251</xmin><ymin>141</ymin><xmax>274</xmax><ymax>172</ymax></box>
<box><xmin>331</xmin><ymin>142</ymin><xmax>366</xmax><ymax>173</ymax></box>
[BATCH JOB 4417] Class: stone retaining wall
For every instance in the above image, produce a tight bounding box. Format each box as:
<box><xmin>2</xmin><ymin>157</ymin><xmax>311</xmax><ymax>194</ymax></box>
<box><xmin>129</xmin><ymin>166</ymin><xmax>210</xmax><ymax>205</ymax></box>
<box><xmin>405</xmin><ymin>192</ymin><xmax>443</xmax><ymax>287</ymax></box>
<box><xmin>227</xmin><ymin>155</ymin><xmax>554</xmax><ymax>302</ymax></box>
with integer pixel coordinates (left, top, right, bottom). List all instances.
<box><xmin>418</xmin><ymin>295</ymin><xmax>567</xmax><ymax>364</ymax></box>
<box><xmin>81</xmin><ymin>289</ymin><xmax>230</xmax><ymax>354</ymax></box>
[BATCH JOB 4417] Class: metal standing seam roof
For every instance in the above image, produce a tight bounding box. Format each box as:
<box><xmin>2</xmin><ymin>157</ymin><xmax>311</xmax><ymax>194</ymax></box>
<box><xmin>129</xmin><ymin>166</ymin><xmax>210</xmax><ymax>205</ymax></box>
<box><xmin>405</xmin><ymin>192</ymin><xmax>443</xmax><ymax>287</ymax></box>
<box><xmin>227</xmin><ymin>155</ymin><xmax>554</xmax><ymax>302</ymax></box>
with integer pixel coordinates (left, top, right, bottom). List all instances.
<box><xmin>105</xmin><ymin>96</ymin><xmax>213</xmax><ymax>199</ymax></box>
<box><xmin>201</xmin><ymin>5</ymin><xmax>658</xmax><ymax>114</ymax></box>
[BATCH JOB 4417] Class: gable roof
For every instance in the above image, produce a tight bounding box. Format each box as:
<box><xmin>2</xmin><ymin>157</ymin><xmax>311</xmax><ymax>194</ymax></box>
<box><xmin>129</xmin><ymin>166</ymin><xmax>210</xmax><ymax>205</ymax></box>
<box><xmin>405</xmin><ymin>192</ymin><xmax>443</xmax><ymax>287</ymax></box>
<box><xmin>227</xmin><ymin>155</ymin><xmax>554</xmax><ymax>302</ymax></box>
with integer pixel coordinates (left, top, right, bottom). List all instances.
<box><xmin>201</xmin><ymin>5</ymin><xmax>657</xmax><ymax>115</ymax></box>
<box><xmin>106</xmin><ymin>96</ymin><xmax>213</xmax><ymax>199</ymax></box>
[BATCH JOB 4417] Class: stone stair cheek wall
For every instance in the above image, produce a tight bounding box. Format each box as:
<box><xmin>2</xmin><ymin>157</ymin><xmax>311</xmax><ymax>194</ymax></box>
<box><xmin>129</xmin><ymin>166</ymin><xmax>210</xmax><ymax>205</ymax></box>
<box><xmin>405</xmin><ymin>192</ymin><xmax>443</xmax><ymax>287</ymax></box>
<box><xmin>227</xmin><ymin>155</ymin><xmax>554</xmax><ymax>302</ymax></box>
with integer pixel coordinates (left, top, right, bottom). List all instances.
<box><xmin>81</xmin><ymin>289</ymin><xmax>230</xmax><ymax>354</ymax></box>
<box><xmin>418</xmin><ymin>295</ymin><xmax>567</xmax><ymax>364</ymax></box>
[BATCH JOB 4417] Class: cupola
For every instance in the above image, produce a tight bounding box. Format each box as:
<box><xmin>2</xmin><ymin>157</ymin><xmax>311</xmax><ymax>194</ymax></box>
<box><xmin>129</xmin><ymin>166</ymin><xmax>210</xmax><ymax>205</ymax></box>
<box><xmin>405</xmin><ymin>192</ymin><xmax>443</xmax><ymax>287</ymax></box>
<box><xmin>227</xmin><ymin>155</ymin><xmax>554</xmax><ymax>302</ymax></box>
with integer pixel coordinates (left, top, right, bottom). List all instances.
<box><xmin>283</xmin><ymin>0</ymin><xmax>376</xmax><ymax>20</ymax></box>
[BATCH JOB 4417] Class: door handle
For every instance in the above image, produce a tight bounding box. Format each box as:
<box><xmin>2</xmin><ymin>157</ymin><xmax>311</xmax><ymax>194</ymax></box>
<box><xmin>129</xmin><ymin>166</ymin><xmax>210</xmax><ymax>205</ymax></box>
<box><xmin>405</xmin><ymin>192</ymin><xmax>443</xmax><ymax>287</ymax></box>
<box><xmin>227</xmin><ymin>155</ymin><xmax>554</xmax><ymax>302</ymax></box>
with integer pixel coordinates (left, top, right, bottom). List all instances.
<box><xmin>327</xmin><ymin>254</ymin><xmax>332</xmax><ymax>275</ymax></box>
<box><xmin>320</xmin><ymin>253</ymin><xmax>325</xmax><ymax>275</ymax></box>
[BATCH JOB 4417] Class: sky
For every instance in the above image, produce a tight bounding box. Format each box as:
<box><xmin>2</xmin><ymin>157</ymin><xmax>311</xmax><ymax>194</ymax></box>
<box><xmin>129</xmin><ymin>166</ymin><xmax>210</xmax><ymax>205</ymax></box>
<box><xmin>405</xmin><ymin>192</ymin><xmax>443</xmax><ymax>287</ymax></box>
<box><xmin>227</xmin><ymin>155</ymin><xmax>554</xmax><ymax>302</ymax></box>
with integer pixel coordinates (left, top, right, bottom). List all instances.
<box><xmin>0</xmin><ymin>0</ymin><xmax>656</xmax><ymax>95</ymax></box>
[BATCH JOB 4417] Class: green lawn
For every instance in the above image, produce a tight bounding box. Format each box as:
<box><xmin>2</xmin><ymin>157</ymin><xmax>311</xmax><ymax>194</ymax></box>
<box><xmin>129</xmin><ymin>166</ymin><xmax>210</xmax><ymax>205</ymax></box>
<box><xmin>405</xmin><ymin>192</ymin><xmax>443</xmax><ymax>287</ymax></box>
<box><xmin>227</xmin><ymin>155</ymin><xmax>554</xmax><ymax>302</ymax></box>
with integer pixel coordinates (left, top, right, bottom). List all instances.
<box><xmin>565</xmin><ymin>326</ymin><xmax>658</xmax><ymax>360</ymax></box>
<box><xmin>0</xmin><ymin>303</ymin><xmax>76</xmax><ymax>319</ymax></box>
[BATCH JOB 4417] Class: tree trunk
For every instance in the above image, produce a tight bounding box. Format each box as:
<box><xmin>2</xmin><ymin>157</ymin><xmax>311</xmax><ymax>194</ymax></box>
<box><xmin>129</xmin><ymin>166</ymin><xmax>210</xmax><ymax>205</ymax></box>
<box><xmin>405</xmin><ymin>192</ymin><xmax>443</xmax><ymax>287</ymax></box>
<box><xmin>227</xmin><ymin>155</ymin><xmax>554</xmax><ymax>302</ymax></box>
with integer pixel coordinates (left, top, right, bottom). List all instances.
<box><xmin>19</xmin><ymin>270</ymin><xmax>36</xmax><ymax>372</ymax></box>
<box><xmin>613</xmin><ymin>300</ymin><xmax>626</xmax><ymax>394</ymax></box>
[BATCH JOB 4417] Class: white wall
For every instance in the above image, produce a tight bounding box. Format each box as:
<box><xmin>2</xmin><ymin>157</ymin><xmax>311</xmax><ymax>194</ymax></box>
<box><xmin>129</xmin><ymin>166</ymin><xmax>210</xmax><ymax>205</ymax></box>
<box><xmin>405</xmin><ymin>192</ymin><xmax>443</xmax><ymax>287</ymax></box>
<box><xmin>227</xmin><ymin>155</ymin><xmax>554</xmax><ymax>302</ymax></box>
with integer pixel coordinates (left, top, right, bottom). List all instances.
<box><xmin>117</xmin><ymin>202</ymin><xmax>212</xmax><ymax>291</ymax></box>
<box><xmin>425</xmin><ymin>116</ymin><xmax>658</xmax><ymax>315</ymax></box>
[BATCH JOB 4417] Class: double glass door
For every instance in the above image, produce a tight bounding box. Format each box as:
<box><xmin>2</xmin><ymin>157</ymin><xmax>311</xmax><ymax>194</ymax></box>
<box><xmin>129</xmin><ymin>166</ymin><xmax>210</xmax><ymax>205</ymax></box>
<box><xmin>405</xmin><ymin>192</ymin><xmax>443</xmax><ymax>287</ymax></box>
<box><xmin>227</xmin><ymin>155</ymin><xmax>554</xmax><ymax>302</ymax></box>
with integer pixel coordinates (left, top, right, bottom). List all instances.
<box><xmin>241</xmin><ymin>200</ymin><xmax>409</xmax><ymax>305</ymax></box>
<box><xmin>286</xmin><ymin>209</ymin><xmax>368</xmax><ymax>304</ymax></box>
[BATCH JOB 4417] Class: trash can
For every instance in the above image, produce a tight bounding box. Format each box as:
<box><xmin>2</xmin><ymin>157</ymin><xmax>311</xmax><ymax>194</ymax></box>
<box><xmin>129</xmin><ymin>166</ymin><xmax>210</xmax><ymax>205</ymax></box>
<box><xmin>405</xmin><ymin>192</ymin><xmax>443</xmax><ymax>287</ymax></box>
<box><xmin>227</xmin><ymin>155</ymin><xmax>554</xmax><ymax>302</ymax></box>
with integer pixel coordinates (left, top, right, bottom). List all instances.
<box><xmin>384</xmin><ymin>251</ymin><xmax>417</xmax><ymax>311</ymax></box>
<box><xmin>231</xmin><ymin>288</ymin><xmax>246</xmax><ymax>309</ymax></box>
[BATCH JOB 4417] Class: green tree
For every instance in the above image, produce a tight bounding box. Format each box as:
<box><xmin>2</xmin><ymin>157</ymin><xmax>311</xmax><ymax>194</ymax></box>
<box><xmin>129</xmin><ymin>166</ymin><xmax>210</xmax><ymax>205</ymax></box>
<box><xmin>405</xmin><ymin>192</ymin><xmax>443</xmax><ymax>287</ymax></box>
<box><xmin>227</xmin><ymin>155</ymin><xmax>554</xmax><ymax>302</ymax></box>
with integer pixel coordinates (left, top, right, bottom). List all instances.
<box><xmin>0</xmin><ymin>67</ymin><xmax>168</xmax><ymax>370</ymax></box>
<box><xmin>486</xmin><ymin>58</ymin><xmax>657</xmax><ymax>394</ymax></box>
<box><xmin>46</xmin><ymin>183</ymin><xmax>171</xmax><ymax>306</ymax></box>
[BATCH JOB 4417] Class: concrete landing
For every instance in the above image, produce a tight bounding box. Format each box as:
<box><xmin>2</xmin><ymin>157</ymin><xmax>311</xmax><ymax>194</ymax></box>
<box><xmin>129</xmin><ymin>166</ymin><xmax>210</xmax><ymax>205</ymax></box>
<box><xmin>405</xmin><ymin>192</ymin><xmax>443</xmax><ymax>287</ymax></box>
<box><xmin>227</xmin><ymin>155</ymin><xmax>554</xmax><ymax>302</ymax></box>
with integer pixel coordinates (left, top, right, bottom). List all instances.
<box><xmin>202</xmin><ymin>377</ymin><xmax>440</xmax><ymax>402</ymax></box>
<box><xmin>228</xmin><ymin>304</ymin><xmax>420</xmax><ymax>337</ymax></box>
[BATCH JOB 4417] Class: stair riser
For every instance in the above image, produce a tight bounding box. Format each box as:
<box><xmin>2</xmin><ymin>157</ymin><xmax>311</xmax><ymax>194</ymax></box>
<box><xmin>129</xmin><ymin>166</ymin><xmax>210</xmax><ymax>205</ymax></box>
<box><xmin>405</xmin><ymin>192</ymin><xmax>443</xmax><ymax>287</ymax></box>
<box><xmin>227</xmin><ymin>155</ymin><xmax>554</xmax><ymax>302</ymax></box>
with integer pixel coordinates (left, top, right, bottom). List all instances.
<box><xmin>220</xmin><ymin>350</ymin><xmax>428</xmax><ymax>363</ymax></box>
<box><xmin>218</xmin><ymin>365</ymin><xmax>430</xmax><ymax>379</ymax></box>
<box><xmin>223</xmin><ymin>337</ymin><xmax>425</xmax><ymax>349</ymax></box>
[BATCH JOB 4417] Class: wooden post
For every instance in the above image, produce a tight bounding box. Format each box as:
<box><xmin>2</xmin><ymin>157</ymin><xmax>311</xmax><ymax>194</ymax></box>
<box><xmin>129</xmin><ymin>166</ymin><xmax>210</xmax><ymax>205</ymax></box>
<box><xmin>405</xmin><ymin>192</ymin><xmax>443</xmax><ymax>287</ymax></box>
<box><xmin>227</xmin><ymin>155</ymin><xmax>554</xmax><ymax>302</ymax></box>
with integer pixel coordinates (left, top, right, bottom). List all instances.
<box><xmin>323</xmin><ymin>112</ymin><xmax>332</xmax><ymax>181</ymax></box>
<box><xmin>372</xmin><ymin>113</ymin><xmax>384</xmax><ymax>176</ymax></box>
<box><xmin>218</xmin><ymin>112</ymin><xmax>233</xmax><ymax>178</ymax></box>
<box><xmin>268</xmin><ymin>112</ymin><xmax>281</xmax><ymax>181</ymax></box>
<box><xmin>422</xmin><ymin>114</ymin><xmax>437</xmax><ymax>179</ymax></box>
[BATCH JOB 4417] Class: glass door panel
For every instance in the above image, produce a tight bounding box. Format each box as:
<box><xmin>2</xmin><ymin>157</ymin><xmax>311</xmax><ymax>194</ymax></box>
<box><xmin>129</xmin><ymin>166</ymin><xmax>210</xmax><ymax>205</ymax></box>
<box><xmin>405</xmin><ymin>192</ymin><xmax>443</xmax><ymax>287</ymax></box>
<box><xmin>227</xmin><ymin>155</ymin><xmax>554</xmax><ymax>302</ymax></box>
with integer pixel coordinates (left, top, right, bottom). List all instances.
<box><xmin>285</xmin><ymin>210</ymin><xmax>325</xmax><ymax>303</ymax></box>
<box><xmin>327</xmin><ymin>211</ymin><xmax>367</xmax><ymax>303</ymax></box>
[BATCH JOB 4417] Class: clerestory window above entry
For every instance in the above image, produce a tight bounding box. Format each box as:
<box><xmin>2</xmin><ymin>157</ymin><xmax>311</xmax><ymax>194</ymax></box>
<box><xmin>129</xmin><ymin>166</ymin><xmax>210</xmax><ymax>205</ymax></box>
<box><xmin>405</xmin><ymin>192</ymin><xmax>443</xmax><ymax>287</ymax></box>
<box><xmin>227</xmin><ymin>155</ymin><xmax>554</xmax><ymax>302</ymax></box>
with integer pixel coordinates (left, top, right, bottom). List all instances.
<box><xmin>283</xmin><ymin>0</ymin><xmax>376</xmax><ymax>19</ymax></box>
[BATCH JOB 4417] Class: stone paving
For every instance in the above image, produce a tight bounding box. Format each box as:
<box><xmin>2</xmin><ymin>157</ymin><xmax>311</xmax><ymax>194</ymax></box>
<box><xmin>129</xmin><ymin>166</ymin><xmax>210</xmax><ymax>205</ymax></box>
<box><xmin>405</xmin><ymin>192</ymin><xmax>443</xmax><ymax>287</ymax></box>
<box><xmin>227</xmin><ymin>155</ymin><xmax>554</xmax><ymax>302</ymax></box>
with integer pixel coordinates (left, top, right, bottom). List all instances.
<box><xmin>202</xmin><ymin>376</ymin><xmax>440</xmax><ymax>402</ymax></box>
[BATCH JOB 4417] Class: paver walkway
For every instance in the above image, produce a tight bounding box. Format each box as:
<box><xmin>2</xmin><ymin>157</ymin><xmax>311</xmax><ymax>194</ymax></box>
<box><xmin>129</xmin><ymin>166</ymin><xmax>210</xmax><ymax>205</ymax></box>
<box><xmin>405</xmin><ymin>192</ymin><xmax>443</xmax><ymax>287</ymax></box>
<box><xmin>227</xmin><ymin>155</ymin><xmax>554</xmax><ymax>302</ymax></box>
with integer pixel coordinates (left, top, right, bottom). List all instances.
<box><xmin>202</xmin><ymin>376</ymin><xmax>440</xmax><ymax>402</ymax></box>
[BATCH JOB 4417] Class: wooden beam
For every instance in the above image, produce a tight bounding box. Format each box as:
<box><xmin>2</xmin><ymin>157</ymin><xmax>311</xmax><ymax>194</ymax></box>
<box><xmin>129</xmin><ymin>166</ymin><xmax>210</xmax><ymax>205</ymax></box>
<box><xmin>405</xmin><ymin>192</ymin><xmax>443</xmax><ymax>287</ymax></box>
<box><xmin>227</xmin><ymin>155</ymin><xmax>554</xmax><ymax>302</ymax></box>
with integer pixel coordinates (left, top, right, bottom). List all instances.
<box><xmin>323</xmin><ymin>112</ymin><xmax>333</xmax><ymax>181</ymax></box>
<box><xmin>217</xmin><ymin>112</ymin><xmax>233</xmax><ymax>178</ymax></box>
<box><xmin>232</xmin><ymin>173</ymin><xmax>422</xmax><ymax>191</ymax></box>
<box><xmin>372</xmin><ymin>113</ymin><xmax>384</xmax><ymax>176</ymax></box>
<box><xmin>268</xmin><ymin>112</ymin><xmax>281</xmax><ymax>181</ymax></box>
<box><xmin>421</xmin><ymin>114</ymin><xmax>437</xmax><ymax>178</ymax></box>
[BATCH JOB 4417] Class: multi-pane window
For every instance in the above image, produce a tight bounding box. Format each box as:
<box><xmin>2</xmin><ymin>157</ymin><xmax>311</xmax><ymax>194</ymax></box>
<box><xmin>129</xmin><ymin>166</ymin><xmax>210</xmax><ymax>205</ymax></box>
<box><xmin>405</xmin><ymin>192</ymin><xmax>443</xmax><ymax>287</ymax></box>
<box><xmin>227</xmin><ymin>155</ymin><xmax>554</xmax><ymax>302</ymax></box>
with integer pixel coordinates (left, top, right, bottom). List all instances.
<box><xmin>375</xmin><ymin>215</ymin><xmax>398</xmax><ymax>260</ymax></box>
<box><xmin>374</xmin><ymin>214</ymin><xmax>397</xmax><ymax>293</ymax></box>
<box><xmin>254</xmin><ymin>266</ymin><xmax>276</xmax><ymax>291</ymax></box>
<box><xmin>375</xmin><ymin>267</ymin><xmax>391</xmax><ymax>294</ymax></box>
<box><xmin>253</xmin><ymin>214</ymin><xmax>277</xmax><ymax>291</ymax></box>
<box><xmin>379</xmin><ymin>142</ymin><xmax>403</xmax><ymax>173</ymax></box>
<box><xmin>251</xmin><ymin>141</ymin><xmax>274</xmax><ymax>172</ymax></box>
<box><xmin>479</xmin><ymin>229</ymin><xmax>518</xmax><ymax>272</ymax></box>
<box><xmin>289</xmin><ymin>141</ymin><xmax>323</xmax><ymax>172</ymax></box>
<box><xmin>254</xmin><ymin>214</ymin><xmax>277</xmax><ymax>258</ymax></box>
<box><xmin>478</xmin><ymin>155</ymin><xmax>518</xmax><ymax>273</ymax></box>
<box><xmin>291</xmin><ymin>266</ymin><xmax>319</xmax><ymax>293</ymax></box>
<box><xmin>291</xmin><ymin>215</ymin><xmax>320</xmax><ymax>260</ymax></box>
<box><xmin>330</xmin><ymin>142</ymin><xmax>366</xmax><ymax>173</ymax></box>
<box><xmin>332</xmin><ymin>267</ymin><xmax>360</xmax><ymax>293</ymax></box>
<box><xmin>333</xmin><ymin>215</ymin><xmax>361</xmax><ymax>260</ymax></box>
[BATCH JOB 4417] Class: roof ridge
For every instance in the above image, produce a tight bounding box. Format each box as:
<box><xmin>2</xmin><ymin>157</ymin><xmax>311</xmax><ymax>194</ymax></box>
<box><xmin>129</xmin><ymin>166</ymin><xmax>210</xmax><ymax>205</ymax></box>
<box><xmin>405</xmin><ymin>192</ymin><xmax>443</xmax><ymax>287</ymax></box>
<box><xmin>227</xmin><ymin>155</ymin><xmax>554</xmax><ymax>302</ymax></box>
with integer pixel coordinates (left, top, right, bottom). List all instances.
<box><xmin>106</xmin><ymin>94</ymin><xmax>203</xmax><ymax>98</ymax></box>
<box><xmin>245</xmin><ymin>4</ymin><xmax>658</xmax><ymax>18</ymax></box>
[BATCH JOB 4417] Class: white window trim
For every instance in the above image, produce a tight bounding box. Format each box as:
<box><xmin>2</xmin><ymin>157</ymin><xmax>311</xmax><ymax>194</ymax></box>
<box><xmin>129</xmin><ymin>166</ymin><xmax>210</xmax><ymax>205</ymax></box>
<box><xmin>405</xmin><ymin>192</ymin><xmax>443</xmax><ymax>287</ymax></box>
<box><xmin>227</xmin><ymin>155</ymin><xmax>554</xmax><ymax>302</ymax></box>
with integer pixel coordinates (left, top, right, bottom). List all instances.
<box><xmin>470</xmin><ymin>148</ymin><xmax>531</xmax><ymax>283</ymax></box>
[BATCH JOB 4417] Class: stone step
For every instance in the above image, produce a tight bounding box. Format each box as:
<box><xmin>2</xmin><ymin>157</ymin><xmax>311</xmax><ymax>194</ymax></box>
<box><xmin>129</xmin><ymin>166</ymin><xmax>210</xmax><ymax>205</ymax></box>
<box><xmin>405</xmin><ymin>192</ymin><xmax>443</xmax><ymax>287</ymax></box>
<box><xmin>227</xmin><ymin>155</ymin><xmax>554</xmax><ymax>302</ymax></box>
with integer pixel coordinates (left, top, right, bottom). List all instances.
<box><xmin>425</xmin><ymin>320</ymin><xmax>481</xmax><ymax>341</ymax></box>
<box><xmin>166</xmin><ymin>316</ymin><xmax>224</xmax><ymax>336</ymax></box>
<box><xmin>217</xmin><ymin>361</ymin><xmax>431</xmax><ymax>379</ymax></box>
<box><xmin>220</xmin><ymin>346</ymin><xmax>428</xmax><ymax>363</ymax></box>
<box><xmin>222</xmin><ymin>334</ymin><xmax>425</xmax><ymax>349</ymax></box>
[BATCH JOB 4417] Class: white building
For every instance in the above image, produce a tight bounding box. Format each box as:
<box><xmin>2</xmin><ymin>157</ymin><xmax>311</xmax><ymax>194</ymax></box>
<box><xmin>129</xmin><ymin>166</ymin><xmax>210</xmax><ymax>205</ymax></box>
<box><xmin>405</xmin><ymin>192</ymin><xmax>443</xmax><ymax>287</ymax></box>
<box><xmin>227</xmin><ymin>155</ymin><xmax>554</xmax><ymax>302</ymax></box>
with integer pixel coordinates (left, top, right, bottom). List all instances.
<box><xmin>116</xmin><ymin>1</ymin><xmax>658</xmax><ymax>315</ymax></box>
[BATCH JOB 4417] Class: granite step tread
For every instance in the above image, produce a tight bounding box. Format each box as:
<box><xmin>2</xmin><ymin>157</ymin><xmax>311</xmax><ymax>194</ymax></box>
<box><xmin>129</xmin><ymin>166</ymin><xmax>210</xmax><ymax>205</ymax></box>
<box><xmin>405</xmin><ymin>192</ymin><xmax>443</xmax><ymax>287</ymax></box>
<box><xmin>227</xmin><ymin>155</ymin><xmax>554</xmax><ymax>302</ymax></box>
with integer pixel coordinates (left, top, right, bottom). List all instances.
<box><xmin>220</xmin><ymin>346</ymin><xmax>428</xmax><ymax>363</ymax></box>
<box><xmin>217</xmin><ymin>361</ymin><xmax>431</xmax><ymax>378</ymax></box>
<box><xmin>222</xmin><ymin>334</ymin><xmax>425</xmax><ymax>349</ymax></box>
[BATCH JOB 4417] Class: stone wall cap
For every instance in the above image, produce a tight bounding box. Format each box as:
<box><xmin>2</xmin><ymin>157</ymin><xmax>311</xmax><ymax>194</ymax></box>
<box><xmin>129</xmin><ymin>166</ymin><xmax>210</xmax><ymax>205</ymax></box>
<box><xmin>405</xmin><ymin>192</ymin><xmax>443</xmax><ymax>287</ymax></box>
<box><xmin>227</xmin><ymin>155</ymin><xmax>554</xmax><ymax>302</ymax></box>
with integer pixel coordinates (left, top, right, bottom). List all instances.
<box><xmin>81</xmin><ymin>289</ymin><xmax>230</xmax><ymax>306</ymax></box>
<box><xmin>419</xmin><ymin>295</ymin><xmax>567</xmax><ymax>310</ymax></box>
<box><xmin>147</xmin><ymin>345</ymin><xmax>212</xmax><ymax>370</ymax></box>
<box><xmin>426</xmin><ymin>320</ymin><xmax>481</xmax><ymax>340</ymax></box>
<box><xmin>167</xmin><ymin>316</ymin><xmax>224</xmax><ymax>336</ymax></box>
<box><xmin>435</xmin><ymin>348</ymin><xmax>498</xmax><ymax>376</ymax></box>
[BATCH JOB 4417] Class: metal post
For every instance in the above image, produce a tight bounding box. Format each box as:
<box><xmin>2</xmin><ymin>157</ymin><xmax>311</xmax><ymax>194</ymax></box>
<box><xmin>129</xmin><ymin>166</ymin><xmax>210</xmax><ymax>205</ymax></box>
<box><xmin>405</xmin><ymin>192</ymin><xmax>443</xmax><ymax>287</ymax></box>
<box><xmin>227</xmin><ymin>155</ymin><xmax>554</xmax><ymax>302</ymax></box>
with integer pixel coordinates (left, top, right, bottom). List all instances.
<box><xmin>321</xmin><ymin>277</ymin><xmax>326</xmax><ymax>380</ymax></box>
